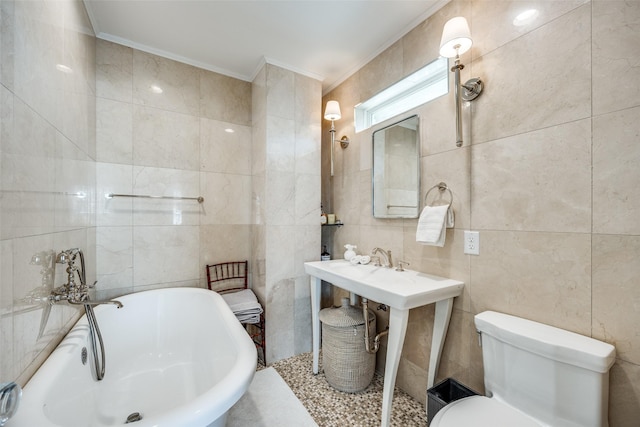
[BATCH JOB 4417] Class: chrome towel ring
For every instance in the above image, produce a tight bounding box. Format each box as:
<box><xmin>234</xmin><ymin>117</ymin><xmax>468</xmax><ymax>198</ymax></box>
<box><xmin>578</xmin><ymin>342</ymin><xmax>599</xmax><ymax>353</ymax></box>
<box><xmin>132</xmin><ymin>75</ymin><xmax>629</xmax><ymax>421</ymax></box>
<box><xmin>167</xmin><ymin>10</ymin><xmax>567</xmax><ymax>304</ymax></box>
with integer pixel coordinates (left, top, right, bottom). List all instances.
<box><xmin>424</xmin><ymin>182</ymin><xmax>453</xmax><ymax>207</ymax></box>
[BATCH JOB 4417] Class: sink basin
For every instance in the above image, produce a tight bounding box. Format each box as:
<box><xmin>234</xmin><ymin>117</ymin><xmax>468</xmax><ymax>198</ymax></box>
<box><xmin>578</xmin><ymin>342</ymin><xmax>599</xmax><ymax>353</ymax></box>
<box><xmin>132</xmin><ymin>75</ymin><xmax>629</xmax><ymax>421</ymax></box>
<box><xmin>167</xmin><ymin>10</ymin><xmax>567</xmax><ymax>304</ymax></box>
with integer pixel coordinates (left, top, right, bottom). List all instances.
<box><xmin>304</xmin><ymin>260</ymin><xmax>463</xmax><ymax>310</ymax></box>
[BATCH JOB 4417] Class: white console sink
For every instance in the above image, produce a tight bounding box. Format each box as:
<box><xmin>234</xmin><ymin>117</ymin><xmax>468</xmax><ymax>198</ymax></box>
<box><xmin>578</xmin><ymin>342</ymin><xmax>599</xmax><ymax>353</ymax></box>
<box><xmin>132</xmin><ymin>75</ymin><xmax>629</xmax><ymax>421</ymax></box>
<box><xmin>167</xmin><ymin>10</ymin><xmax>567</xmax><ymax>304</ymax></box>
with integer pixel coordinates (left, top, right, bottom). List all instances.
<box><xmin>304</xmin><ymin>260</ymin><xmax>464</xmax><ymax>310</ymax></box>
<box><xmin>304</xmin><ymin>259</ymin><xmax>464</xmax><ymax>427</ymax></box>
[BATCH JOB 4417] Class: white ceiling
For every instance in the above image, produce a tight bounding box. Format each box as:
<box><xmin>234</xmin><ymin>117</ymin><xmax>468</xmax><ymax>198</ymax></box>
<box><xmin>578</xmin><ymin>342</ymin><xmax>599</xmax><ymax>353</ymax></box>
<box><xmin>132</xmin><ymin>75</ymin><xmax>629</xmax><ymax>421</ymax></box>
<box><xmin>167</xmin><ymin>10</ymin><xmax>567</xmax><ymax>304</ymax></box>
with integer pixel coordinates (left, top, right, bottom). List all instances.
<box><xmin>83</xmin><ymin>0</ymin><xmax>449</xmax><ymax>94</ymax></box>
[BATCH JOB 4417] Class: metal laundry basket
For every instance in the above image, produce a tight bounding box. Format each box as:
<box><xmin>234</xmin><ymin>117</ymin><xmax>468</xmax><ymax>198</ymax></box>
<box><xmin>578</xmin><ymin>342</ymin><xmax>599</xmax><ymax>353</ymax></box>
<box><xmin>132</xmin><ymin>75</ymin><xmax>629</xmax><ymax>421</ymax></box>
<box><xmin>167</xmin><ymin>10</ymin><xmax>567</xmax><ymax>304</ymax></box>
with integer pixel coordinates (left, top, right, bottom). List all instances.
<box><xmin>320</xmin><ymin>297</ymin><xmax>376</xmax><ymax>393</ymax></box>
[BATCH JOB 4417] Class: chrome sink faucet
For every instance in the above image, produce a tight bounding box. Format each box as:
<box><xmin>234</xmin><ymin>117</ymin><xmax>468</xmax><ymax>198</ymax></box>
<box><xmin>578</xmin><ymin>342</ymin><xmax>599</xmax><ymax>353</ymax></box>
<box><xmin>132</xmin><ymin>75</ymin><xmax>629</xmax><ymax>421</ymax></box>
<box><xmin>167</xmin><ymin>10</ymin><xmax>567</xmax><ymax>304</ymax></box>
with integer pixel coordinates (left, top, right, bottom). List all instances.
<box><xmin>371</xmin><ymin>247</ymin><xmax>393</xmax><ymax>268</ymax></box>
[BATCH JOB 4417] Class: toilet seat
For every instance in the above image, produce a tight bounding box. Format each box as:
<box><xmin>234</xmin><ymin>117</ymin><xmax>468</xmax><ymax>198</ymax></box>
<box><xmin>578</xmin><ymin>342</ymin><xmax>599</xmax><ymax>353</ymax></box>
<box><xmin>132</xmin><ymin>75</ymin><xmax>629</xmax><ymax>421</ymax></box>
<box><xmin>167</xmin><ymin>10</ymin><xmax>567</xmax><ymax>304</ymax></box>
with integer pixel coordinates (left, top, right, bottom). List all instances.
<box><xmin>430</xmin><ymin>395</ymin><xmax>542</xmax><ymax>427</ymax></box>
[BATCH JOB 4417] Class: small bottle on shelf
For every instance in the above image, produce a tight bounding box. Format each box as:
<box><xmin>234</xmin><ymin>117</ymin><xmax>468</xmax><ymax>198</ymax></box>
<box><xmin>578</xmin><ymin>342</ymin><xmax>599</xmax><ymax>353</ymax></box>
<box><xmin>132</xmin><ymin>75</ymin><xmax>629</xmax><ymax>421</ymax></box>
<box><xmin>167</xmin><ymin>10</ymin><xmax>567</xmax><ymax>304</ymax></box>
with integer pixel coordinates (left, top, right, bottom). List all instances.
<box><xmin>321</xmin><ymin>245</ymin><xmax>331</xmax><ymax>261</ymax></box>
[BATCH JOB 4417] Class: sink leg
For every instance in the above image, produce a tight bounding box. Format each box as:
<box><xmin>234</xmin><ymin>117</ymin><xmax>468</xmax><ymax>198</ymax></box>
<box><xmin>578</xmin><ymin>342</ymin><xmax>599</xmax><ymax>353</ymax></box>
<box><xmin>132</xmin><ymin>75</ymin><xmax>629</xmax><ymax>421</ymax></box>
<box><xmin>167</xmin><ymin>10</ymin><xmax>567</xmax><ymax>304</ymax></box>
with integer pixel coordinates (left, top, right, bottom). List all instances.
<box><xmin>349</xmin><ymin>292</ymin><xmax>358</xmax><ymax>306</ymax></box>
<box><xmin>381</xmin><ymin>308</ymin><xmax>409</xmax><ymax>427</ymax></box>
<box><xmin>310</xmin><ymin>276</ymin><xmax>321</xmax><ymax>374</ymax></box>
<box><xmin>427</xmin><ymin>297</ymin><xmax>454</xmax><ymax>388</ymax></box>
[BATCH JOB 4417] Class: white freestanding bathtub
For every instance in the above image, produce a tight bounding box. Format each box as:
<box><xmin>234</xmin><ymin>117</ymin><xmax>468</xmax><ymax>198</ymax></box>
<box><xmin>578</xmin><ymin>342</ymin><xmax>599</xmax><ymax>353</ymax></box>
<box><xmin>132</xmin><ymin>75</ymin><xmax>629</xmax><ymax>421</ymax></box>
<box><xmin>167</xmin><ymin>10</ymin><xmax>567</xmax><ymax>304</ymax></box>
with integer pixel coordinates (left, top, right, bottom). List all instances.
<box><xmin>9</xmin><ymin>287</ymin><xmax>257</xmax><ymax>427</ymax></box>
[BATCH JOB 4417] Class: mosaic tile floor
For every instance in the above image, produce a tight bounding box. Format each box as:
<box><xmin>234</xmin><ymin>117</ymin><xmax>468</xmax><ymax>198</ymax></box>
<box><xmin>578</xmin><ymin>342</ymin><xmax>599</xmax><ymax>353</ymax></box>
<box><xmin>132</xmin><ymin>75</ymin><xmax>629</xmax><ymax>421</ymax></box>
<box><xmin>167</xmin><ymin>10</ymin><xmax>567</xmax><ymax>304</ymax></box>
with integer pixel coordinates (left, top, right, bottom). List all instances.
<box><xmin>269</xmin><ymin>352</ymin><xmax>428</xmax><ymax>427</ymax></box>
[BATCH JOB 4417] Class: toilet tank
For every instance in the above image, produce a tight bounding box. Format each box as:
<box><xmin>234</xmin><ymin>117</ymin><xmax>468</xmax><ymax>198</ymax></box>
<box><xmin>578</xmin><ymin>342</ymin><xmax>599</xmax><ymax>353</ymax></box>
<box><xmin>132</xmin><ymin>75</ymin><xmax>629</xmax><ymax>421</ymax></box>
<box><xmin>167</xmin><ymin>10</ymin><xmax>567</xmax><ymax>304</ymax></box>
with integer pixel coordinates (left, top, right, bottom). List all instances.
<box><xmin>475</xmin><ymin>311</ymin><xmax>616</xmax><ymax>427</ymax></box>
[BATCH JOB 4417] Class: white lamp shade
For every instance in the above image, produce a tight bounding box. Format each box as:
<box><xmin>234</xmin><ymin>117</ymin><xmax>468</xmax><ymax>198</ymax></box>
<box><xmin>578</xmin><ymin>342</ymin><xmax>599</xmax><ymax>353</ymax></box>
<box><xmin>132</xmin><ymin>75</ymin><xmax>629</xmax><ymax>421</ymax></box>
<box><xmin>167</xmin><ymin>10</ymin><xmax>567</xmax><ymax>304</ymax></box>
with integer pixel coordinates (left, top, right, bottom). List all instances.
<box><xmin>324</xmin><ymin>100</ymin><xmax>342</xmax><ymax>121</ymax></box>
<box><xmin>439</xmin><ymin>17</ymin><xmax>472</xmax><ymax>58</ymax></box>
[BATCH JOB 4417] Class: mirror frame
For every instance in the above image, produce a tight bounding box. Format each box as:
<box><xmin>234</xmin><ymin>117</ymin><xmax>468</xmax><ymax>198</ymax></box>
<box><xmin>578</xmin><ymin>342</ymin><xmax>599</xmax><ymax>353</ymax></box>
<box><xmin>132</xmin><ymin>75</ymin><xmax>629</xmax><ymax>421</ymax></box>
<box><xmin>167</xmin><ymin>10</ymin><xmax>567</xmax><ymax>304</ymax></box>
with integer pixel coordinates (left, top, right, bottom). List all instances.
<box><xmin>371</xmin><ymin>115</ymin><xmax>420</xmax><ymax>219</ymax></box>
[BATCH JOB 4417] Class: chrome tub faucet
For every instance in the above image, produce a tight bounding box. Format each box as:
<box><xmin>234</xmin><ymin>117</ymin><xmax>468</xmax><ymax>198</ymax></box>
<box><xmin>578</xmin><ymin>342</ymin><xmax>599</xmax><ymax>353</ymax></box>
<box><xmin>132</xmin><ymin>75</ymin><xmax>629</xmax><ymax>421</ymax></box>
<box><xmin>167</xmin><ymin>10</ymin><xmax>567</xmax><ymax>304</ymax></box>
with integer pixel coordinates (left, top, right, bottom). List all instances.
<box><xmin>0</xmin><ymin>382</ymin><xmax>21</xmax><ymax>426</ymax></box>
<box><xmin>49</xmin><ymin>248</ymin><xmax>122</xmax><ymax>381</ymax></box>
<box><xmin>50</xmin><ymin>248</ymin><xmax>122</xmax><ymax>308</ymax></box>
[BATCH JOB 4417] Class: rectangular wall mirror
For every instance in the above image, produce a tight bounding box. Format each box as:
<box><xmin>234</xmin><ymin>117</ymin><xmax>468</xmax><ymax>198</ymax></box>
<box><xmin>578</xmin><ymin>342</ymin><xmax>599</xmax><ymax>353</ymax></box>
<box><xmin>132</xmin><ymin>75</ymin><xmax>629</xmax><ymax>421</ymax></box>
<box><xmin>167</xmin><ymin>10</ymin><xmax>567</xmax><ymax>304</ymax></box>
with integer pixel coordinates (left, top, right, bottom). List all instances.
<box><xmin>372</xmin><ymin>115</ymin><xmax>420</xmax><ymax>218</ymax></box>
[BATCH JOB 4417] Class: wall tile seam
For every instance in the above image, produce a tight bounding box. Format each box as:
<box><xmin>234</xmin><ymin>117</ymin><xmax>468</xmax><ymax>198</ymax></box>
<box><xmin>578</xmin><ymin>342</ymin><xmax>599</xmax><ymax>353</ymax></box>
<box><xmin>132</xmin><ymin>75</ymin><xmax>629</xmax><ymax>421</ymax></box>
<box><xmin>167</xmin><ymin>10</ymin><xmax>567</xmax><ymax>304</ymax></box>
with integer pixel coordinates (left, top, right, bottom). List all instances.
<box><xmin>466</xmin><ymin>115</ymin><xmax>593</xmax><ymax>148</ymax></box>
<box><xmin>97</xmin><ymin>96</ymin><xmax>250</xmax><ymax>128</ymax></box>
<box><xmin>591</xmin><ymin>232</ymin><xmax>640</xmax><ymax>238</ymax></box>
<box><xmin>6</xmin><ymin>96</ymin><xmax>96</xmax><ymax>160</ymax></box>
<box><xmin>591</xmin><ymin>103</ymin><xmax>640</xmax><ymax>120</ymax></box>
<box><xmin>200</xmin><ymin>117</ymin><xmax>252</xmax><ymax>128</ymax></box>
<box><xmin>291</xmin><ymin>171</ymin><xmax>321</xmax><ymax>178</ymax></box>
<box><xmin>131</xmin><ymin>73</ymin><xmax>247</xmax><ymax>123</ymax></box>
<box><xmin>589</xmin><ymin>36</ymin><xmax>594</xmax><ymax>338</ymax></box>
<box><xmin>199</xmin><ymin>117</ymin><xmax>253</xmax><ymax>128</ymax></box>
<box><xmin>201</xmin><ymin>170</ymin><xmax>254</xmax><ymax>178</ymax></box>
<box><xmin>130</xmin><ymin>162</ymin><xmax>201</xmax><ymax>173</ymax></box>
<box><xmin>419</xmin><ymin>142</ymin><xmax>469</xmax><ymax>157</ymax></box>
<box><xmin>129</xmin><ymin>102</ymin><xmax>201</xmax><ymax>120</ymax></box>
<box><xmin>612</xmin><ymin>356</ymin><xmax>640</xmax><ymax>368</ymax></box>
<box><xmin>130</xmin><ymin>86</ymin><xmax>199</xmax><ymax>113</ymax></box>
<box><xmin>418</xmin><ymin>139</ymin><xmax>474</xmax><ymax>158</ymax></box>
<box><xmin>130</xmin><ymin>224</ymin><xmax>201</xmax><ymax>229</ymax></box>
<box><xmin>3</xmin><ymin>227</ymin><xmax>96</xmax><ymax>240</ymax></box>
<box><xmin>94</xmin><ymin>87</ymin><xmax>133</xmax><ymax>102</ymax></box>
<box><xmin>96</xmin><ymin>159</ymin><xmax>134</xmax><ymax>168</ymax></box>
<box><xmin>264</xmin><ymin>112</ymin><xmax>296</xmax><ymax>123</ymax></box>
<box><xmin>458</xmin><ymin>228</ymin><xmax>594</xmax><ymax>236</ymax></box>
<box><xmin>199</xmin><ymin>110</ymin><xmax>252</xmax><ymax>123</ymax></box>
<box><xmin>250</xmin><ymin>118</ymin><xmax>266</xmax><ymax>130</ymax></box>
<box><xmin>95</xmin><ymin>96</ymin><xmax>131</xmax><ymax>109</ymax></box>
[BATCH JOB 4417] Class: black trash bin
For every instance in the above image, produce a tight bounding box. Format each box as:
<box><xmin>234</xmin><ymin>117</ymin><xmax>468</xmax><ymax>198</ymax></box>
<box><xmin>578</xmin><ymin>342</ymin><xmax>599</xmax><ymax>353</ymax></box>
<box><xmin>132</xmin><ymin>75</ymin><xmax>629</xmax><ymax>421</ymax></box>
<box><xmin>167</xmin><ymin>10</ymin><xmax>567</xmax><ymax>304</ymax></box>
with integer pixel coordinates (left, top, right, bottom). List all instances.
<box><xmin>427</xmin><ymin>378</ymin><xmax>478</xmax><ymax>425</ymax></box>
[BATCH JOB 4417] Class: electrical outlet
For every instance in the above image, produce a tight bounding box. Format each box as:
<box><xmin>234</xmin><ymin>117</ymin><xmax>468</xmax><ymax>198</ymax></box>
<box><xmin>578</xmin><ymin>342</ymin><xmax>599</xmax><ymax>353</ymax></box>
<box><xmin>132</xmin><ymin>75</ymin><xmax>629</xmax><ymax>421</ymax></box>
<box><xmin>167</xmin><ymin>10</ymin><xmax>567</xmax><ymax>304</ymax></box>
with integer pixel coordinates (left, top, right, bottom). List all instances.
<box><xmin>464</xmin><ymin>231</ymin><xmax>480</xmax><ymax>255</ymax></box>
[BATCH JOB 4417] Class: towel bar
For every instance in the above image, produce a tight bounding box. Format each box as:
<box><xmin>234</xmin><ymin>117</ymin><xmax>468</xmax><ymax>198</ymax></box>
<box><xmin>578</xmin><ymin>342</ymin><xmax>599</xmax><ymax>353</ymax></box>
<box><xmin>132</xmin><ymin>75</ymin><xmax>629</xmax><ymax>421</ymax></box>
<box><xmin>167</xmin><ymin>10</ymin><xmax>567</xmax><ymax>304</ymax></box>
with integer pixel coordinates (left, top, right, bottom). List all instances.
<box><xmin>106</xmin><ymin>193</ymin><xmax>204</xmax><ymax>203</ymax></box>
<box><xmin>387</xmin><ymin>204</ymin><xmax>418</xmax><ymax>209</ymax></box>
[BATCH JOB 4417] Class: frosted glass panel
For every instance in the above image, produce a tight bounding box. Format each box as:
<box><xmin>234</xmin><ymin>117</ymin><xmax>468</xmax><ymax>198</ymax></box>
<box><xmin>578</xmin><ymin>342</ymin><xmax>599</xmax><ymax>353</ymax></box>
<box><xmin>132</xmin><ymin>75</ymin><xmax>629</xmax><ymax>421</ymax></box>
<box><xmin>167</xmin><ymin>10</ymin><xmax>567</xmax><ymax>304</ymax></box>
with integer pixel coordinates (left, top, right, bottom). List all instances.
<box><xmin>355</xmin><ymin>57</ymin><xmax>447</xmax><ymax>132</ymax></box>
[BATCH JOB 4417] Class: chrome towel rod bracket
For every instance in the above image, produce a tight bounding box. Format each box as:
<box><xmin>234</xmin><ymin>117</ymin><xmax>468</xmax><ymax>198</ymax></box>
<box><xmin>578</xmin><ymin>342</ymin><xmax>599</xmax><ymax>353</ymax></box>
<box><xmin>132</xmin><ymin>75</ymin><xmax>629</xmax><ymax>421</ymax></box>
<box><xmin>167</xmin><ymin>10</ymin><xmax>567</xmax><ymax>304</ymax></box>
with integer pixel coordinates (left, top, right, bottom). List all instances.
<box><xmin>106</xmin><ymin>193</ymin><xmax>204</xmax><ymax>203</ymax></box>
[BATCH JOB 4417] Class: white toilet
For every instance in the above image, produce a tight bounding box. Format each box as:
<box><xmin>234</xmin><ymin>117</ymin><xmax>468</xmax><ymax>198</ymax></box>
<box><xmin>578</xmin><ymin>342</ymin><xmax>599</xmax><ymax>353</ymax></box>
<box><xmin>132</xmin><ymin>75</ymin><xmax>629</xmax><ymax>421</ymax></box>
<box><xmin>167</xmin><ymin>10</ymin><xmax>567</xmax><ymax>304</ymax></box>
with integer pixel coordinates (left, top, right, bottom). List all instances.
<box><xmin>431</xmin><ymin>311</ymin><xmax>616</xmax><ymax>427</ymax></box>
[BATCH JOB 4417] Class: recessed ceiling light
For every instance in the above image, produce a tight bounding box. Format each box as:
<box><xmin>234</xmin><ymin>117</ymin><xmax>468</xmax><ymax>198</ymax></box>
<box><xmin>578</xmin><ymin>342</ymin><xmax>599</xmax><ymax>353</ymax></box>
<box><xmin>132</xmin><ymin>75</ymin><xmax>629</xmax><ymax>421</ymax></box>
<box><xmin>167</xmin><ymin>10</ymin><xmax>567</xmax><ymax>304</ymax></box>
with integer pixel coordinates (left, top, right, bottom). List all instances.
<box><xmin>150</xmin><ymin>85</ymin><xmax>163</xmax><ymax>94</ymax></box>
<box><xmin>513</xmin><ymin>9</ymin><xmax>539</xmax><ymax>26</ymax></box>
<box><xmin>224</xmin><ymin>128</ymin><xmax>235</xmax><ymax>133</ymax></box>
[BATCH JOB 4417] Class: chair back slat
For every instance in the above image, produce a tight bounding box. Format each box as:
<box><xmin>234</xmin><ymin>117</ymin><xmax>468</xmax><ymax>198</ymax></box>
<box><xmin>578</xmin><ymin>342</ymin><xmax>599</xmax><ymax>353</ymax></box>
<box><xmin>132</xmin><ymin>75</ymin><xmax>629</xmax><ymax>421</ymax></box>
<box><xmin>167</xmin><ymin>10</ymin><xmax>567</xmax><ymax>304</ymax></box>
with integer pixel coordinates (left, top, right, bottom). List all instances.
<box><xmin>206</xmin><ymin>261</ymin><xmax>248</xmax><ymax>294</ymax></box>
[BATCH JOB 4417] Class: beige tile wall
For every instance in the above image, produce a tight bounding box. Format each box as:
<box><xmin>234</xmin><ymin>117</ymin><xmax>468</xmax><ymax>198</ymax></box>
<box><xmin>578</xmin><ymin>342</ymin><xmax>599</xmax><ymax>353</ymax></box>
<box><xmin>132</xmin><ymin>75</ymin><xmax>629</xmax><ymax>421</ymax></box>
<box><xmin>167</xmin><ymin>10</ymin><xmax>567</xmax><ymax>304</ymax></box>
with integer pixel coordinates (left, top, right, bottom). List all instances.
<box><xmin>252</xmin><ymin>64</ymin><xmax>321</xmax><ymax>363</ymax></box>
<box><xmin>0</xmin><ymin>0</ymin><xmax>96</xmax><ymax>385</ymax></box>
<box><xmin>324</xmin><ymin>0</ymin><xmax>640</xmax><ymax>423</ymax></box>
<box><xmin>95</xmin><ymin>40</ymin><xmax>253</xmax><ymax>298</ymax></box>
<box><xmin>1</xmin><ymin>0</ymin><xmax>261</xmax><ymax>386</ymax></box>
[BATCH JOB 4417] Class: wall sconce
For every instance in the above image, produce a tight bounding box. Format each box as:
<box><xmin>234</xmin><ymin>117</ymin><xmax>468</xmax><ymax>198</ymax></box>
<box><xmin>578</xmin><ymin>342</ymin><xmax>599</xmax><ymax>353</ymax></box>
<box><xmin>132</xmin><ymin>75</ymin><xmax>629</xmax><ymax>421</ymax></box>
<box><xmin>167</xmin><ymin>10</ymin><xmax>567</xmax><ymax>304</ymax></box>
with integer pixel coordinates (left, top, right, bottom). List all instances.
<box><xmin>439</xmin><ymin>17</ymin><xmax>484</xmax><ymax>148</ymax></box>
<box><xmin>324</xmin><ymin>100</ymin><xmax>350</xmax><ymax>177</ymax></box>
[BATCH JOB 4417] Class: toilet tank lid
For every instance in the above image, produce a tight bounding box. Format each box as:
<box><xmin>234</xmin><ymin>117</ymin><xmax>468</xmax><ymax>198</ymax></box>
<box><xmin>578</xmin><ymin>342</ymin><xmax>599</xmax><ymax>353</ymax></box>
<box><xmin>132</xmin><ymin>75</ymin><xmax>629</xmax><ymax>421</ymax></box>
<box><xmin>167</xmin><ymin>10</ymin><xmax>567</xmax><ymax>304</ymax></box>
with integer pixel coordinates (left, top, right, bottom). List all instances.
<box><xmin>475</xmin><ymin>311</ymin><xmax>616</xmax><ymax>373</ymax></box>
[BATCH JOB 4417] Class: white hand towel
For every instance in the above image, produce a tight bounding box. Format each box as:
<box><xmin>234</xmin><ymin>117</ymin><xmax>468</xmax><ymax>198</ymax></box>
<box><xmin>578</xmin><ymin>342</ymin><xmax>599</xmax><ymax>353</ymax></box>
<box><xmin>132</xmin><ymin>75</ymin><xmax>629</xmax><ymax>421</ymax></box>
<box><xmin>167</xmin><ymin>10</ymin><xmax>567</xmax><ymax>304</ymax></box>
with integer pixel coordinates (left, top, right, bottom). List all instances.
<box><xmin>416</xmin><ymin>204</ymin><xmax>450</xmax><ymax>247</ymax></box>
<box><xmin>221</xmin><ymin>289</ymin><xmax>264</xmax><ymax>324</ymax></box>
<box><xmin>445</xmin><ymin>205</ymin><xmax>455</xmax><ymax>228</ymax></box>
<box><xmin>235</xmin><ymin>311</ymin><xmax>262</xmax><ymax>324</ymax></box>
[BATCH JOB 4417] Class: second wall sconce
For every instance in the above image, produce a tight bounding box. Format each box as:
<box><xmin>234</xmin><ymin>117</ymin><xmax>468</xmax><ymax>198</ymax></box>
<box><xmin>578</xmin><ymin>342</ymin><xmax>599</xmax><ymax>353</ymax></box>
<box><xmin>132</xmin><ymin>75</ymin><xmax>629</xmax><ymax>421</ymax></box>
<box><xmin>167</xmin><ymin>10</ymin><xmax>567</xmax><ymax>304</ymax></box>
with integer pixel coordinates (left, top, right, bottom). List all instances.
<box><xmin>324</xmin><ymin>100</ymin><xmax>350</xmax><ymax>177</ymax></box>
<box><xmin>439</xmin><ymin>16</ymin><xmax>484</xmax><ymax>148</ymax></box>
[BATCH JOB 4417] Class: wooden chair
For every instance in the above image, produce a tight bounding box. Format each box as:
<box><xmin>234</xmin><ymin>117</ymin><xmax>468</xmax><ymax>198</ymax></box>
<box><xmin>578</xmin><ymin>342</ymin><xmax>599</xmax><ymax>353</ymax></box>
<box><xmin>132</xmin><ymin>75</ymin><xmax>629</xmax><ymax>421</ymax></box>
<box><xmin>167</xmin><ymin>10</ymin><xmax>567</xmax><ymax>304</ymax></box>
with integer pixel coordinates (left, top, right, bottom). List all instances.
<box><xmin>206</xmin><ymin>261</ymin><xmax>266</xmax><ymax>364</ymax></box>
